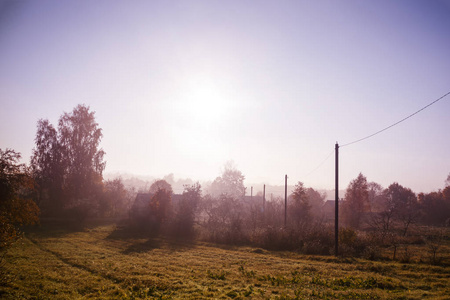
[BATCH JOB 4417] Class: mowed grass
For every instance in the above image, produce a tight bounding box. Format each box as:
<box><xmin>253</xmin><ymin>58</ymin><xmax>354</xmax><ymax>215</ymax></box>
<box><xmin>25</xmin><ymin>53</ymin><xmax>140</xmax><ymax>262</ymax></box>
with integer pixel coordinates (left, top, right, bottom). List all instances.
<box><xmin>1</xmin><ymin>222</ymin><xmax>449</xmax><ymax>299</ymax></box>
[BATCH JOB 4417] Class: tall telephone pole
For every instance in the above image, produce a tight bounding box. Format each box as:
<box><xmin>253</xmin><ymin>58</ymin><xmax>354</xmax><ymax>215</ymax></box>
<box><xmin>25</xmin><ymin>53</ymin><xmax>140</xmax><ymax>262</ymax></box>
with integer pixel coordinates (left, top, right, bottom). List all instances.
<box><xmin>284</xmin><ymin>174</ymin><xmax>288</xmax><ymax>228</ymax></box>
<box><xmin>335</xmin><ymin>142</ymin><xmax>339</xmax><ymax>256</ymax></box>
<box><xmin>263</xmin><ymin>184</ymin><xmax>265</xmax><ymax>212</ymax></box>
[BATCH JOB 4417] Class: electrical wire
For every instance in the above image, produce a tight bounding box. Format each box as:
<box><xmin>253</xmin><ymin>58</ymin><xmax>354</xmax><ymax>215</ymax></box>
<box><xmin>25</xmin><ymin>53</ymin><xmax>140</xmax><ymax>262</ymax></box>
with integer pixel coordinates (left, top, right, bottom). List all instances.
<box><xmin>340</xmin><ymin>90</ymin><xmax>450</xmax><ymax>148</ymax></box>
<box><xmin>303</xmin><ymin>149</ymin><xmax>334</xmax><ymax>178</ymax></box>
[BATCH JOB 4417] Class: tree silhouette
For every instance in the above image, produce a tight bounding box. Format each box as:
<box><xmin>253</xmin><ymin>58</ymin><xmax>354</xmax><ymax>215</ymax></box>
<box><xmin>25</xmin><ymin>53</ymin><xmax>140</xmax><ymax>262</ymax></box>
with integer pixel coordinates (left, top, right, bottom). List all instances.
<box><xmin>31</xmin><ymin>105</ymin><xmax>105</xmax><ymax>213</ymax></box>
<box><xmin>31</xmin><ymin>119</ymin><xmax>64</xmax><ymax>213</ymax></box>
<box><xmin>384</xmin><ymin>182</ymin><xmax>417</xmax><ymax>236</ymax></box>
<box><xmin>58</xmin><ymin>104</ymin><xmax>105</xmax><ymax>206</ymax></box>
<box><xmin>209</xmin><ymin>162</ymin><xmax>245</xmax><ymax>199</ymax></box>
<box><xmin>419</xmin><ymin>188</ymin><xmax>450</xmax><ymax>226</ymax></box>
<box><xmin>172</xmin><ymin>182</ymin><xmax>202</xmax><ymax>237</ymax></box>
<box><xmin>342</xmin><ymin>173</ymin><xmax>369</xmax><ymax>228</ymax></box>
<box><xmin>289</xmin><ymin>182</ymin><xmax>311</xmax><ymax>227</ymax></box>
<box><xmin>101</xmin><ymin>178</ymin><xmax>129</xmax><ymax>217</ymax></box>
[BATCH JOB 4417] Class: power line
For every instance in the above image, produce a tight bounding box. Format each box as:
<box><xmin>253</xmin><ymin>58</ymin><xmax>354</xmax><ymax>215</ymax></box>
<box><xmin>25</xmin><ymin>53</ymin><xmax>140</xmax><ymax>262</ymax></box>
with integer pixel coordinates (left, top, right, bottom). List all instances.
<box><xmin>303</xmin><ymin>149</ymin><xmax>334</xmax><ymax>178</ymax></box>
<box><xmin>341</xmin><ymin>90</ymin><xmax>450</xmax><ymax>148</ymax></box>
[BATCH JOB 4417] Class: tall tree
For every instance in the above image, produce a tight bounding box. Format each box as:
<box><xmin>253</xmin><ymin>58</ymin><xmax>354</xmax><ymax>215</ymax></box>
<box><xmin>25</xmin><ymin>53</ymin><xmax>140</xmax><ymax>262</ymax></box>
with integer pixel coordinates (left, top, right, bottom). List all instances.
<box><xmin>305</xmin><ymin>187</ymin><xmax>325</xmax><ymax>218</ymax></box>
<box><xmin>419</xmin><ymin>188</ymin><xmax>450</xmax><ymax>226</ymax></box>
<box><xmin>367</xmin><ymin>182</ymin><xmax>397</xmax><ymax>242</ymax></box>
<box><xmin>209</xmin><ymin>162</ymin><xmax>245</xmax><ymax>199</ymax></box>
<box><xmin>384</xmin><ymin>182</ymin><xmax>418</xmax><ymax>236</ymax></box>
<box><xmin>101</xmin><ymin>178</ymin><xmax>129</xmax><ymax>217</ymax></box>
<box><xmin>289</xmin><ymin>182</ymin><xmax>312</xmax><ymax>227</ymax></box>
<box><xmin>343</xmin><ymin>173</ymin><xmax>369</xmax><ymax>228</ymax></box>
<box><xmin>31</xmin><ymin>119</ymin><xmax>64</xmax><ymax>212</ymax></box>
<box><xmin>59</xmin><ymin>104</ymin><xmax>105</xmax><ymax>205</ymax></box>
<box><xmin>31</xmin><ymin>104</ymin><xmax>105</xmax><ymax>211</ymax></box>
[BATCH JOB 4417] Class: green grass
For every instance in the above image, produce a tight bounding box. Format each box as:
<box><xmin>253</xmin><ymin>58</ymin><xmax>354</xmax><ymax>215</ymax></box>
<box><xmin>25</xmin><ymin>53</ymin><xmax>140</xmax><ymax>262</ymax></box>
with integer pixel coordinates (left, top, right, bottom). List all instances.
<box><xmin>1</xmin><ymin>222</ymin><xmax>449</xmax><ymax>299</ymax></box>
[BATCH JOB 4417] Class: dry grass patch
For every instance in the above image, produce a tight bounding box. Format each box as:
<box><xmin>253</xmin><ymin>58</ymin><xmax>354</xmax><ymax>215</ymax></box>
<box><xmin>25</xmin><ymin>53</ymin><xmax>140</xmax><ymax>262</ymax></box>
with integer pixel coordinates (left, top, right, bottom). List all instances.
<box><xmin>0</xmin><ymin>222</ymin><xmax>449</xmax><ymax>299</ymax></box>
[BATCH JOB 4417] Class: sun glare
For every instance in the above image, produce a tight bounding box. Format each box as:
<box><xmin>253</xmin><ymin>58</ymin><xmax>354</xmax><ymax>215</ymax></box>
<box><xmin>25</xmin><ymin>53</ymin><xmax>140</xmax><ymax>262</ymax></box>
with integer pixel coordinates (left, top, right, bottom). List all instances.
<box><xmin>180</xmin><ymin>76</ymin><xmax>231</xmax><ymax>127</ymax></box>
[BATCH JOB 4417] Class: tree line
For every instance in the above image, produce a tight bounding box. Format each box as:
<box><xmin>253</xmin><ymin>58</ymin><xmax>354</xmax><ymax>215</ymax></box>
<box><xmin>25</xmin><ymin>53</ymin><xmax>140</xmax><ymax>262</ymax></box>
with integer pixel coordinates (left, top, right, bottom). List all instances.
<box><xmin>1</xmin><ymin>104</ymin><xmax>449</xmax><ymax>263</ymax></box>
<box><xmin>342</xmin><ymin>173</ymin><xmax>450</xmax><ymax>230</ymax></box>
<box><xmin>127</xmin><ymin>164</ymin><xmax>449</xmax><ymax>260</ymax></box>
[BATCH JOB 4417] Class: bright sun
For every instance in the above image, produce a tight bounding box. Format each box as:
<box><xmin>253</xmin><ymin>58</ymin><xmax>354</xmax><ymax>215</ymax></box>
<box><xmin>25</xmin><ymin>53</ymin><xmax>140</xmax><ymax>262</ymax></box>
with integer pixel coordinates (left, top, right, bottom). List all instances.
<box><xmin>181</xmin><ymin>76</ymin><xmax>231</xmax><ymax>127</ymax></box>
<box><xmin>171</xmin><ymin>75</ymin><xmax>233</xmax><ymax>161</ymax></box>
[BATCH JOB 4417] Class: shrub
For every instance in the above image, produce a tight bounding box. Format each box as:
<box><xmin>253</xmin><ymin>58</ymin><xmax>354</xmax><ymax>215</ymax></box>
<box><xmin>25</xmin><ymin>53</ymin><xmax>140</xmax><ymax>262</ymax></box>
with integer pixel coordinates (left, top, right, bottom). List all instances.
<box><xmin>302</xmin><ymin>224</ymin><xmax>334</xmax><ymax>255</ymax></box>
<box><xmin>338</xmin><ymin>228</ymin><xmax>370</xmax><ymax>257</ymax></box>
<box><xmin>200</xmin><ymin>194</ymin><xmax>248</xmax><ymax>245</ymax></box>
<box><xmin>257</xmin><ymin>226</ymin><xmax>300</xmax><ymax>251</ymax></box>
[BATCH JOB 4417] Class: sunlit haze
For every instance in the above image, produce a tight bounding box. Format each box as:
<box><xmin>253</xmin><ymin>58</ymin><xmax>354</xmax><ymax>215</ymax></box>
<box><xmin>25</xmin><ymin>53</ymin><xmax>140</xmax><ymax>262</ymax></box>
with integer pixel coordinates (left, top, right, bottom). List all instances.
<box><xmin>1</xmin><ymin>0</ymin><xmax>449</xmax><ymax>194</ymax></box>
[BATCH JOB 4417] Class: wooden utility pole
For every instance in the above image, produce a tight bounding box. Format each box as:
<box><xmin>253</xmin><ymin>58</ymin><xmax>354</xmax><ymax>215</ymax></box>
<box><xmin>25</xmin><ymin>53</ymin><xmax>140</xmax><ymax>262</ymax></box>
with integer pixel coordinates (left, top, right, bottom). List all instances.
<box><xmin>263</xmin><ymin>184</ymin><xmax>266</xmax><ymax>211</ymax></box>
<box><xmin>284</xmin><ymin>174</ymin><xmax>287</xmax><ymax>228</ymax></box>
<box><xmin>335</xmin><ymin>142</ymin><xmax>339</xmax><ymax>256</ymax></box>
<box><xmin>251</xmin><ymin>186</ymin><xmax>253</xmax><ymax>200</ymax></box>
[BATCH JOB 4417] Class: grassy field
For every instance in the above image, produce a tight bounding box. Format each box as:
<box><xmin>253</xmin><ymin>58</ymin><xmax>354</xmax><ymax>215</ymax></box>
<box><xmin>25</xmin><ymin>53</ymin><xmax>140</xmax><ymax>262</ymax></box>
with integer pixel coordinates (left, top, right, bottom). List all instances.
<box><xmin>1</xmin><ymin>221</ymin><xmax>449</xmax><ymax>299</ymax></box>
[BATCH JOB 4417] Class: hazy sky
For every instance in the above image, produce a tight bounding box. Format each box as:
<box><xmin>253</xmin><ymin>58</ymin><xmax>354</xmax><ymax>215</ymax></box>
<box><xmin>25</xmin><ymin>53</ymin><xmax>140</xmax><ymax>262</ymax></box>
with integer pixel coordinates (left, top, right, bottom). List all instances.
<box><xmin>1</xmin><ymin>0</ymin><xmax>449</xmax><ymax>194</ymax></box>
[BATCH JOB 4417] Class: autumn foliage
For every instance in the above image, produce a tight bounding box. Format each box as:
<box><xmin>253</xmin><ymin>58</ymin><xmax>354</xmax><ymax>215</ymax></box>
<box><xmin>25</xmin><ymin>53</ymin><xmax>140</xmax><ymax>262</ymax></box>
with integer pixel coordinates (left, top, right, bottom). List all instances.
<box><xmin>0</xmin><ymin>149</ymin><xmax>39</xmax><ymax>250</ymax></box>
